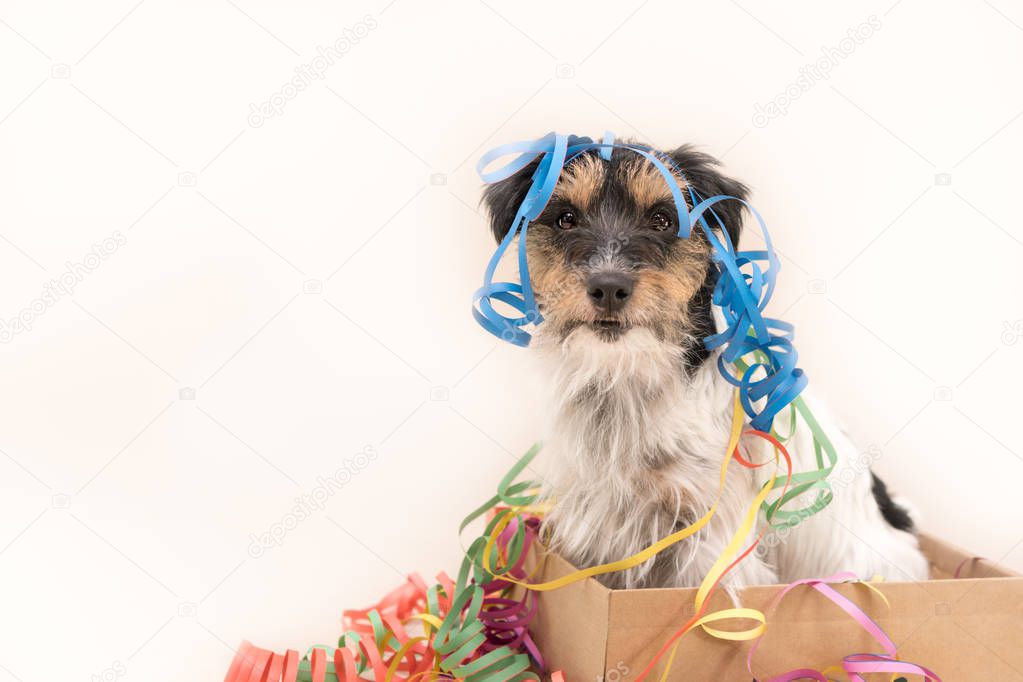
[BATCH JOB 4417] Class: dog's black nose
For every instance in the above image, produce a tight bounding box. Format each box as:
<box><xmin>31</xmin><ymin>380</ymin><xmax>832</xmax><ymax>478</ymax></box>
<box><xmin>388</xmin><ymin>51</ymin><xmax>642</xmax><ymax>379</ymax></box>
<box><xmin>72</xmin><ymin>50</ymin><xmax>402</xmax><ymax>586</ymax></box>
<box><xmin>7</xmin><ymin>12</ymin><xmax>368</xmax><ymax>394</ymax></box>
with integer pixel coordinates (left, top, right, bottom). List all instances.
<box><xmin>586</xmin><ymin>272</ymin><xmax>634</xmax><ymax>313</ymax></box>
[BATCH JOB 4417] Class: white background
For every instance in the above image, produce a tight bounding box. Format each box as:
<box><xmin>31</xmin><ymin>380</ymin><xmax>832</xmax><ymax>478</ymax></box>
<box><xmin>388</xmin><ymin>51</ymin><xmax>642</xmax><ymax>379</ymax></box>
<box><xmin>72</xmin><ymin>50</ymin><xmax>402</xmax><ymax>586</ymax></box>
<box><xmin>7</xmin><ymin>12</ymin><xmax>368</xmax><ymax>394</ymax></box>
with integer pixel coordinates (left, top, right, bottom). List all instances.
<box><xmin>1</xmin><ymin>0</ymin><xmax>1022</xmax><ymax>679</ymax></box>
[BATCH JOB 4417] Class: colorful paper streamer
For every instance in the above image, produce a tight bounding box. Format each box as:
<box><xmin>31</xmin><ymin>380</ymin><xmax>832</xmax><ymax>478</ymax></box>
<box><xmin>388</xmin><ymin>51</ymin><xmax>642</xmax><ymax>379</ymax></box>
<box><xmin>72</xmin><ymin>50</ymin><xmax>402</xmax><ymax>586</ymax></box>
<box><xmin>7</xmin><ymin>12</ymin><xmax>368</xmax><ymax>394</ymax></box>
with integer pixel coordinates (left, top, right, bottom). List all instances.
<box><xmin>224</xmin><ymin>134</ymin><xmax>942</xmax><ymax>682</ymax></box>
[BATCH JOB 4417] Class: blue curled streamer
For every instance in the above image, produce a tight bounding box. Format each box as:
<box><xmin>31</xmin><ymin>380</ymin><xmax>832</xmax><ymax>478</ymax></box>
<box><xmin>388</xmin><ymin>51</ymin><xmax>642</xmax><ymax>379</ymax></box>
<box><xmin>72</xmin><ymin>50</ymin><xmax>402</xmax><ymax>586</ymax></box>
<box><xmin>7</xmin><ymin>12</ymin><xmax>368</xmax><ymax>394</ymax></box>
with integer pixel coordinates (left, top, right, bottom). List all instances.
<box><xmin>472</xmin><ymin>131</ymin><xmax>806</xmax><ymax>430</ymax></box>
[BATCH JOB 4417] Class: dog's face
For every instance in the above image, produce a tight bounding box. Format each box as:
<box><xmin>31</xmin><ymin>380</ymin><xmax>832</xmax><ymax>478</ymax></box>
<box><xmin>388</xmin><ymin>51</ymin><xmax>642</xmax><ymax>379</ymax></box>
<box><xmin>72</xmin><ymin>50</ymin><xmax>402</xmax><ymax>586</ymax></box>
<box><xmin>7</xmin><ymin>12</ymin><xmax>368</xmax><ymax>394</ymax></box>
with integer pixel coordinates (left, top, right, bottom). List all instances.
<box><xmin>482</xmin><ymin>143</ymin><xmax>748</xmax><ymax>349</ymax></box>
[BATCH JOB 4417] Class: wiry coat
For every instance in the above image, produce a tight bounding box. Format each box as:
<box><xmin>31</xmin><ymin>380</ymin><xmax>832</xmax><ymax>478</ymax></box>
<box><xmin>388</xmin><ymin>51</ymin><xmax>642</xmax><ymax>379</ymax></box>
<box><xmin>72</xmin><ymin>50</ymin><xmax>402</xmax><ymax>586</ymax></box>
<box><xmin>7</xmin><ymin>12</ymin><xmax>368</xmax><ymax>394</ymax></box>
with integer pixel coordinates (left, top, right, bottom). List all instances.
<box><xmin>481</xmin><ymin>139</ymin><xmax>929</xmax><ymax>589</ymax></box>
<box><xmin>532</xmin><ymin>324</ymin><xmax>928</xmax><ymax>589</ymax></box>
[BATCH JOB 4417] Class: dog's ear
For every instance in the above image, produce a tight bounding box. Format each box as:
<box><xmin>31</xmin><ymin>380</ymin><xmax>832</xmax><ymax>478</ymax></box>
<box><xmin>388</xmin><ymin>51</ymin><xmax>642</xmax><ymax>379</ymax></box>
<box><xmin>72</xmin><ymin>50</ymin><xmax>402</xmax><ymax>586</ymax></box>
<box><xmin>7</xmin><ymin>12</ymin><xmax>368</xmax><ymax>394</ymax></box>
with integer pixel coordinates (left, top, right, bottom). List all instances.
<box><xmin>479</xmin><ymin>158</ymin><xmax>541</xmax><ymax>243</ymax></box>
<box><xmin>667</xmin><ymin>145</ymin><xmax>748</xmax><ymax>248</ymax></box>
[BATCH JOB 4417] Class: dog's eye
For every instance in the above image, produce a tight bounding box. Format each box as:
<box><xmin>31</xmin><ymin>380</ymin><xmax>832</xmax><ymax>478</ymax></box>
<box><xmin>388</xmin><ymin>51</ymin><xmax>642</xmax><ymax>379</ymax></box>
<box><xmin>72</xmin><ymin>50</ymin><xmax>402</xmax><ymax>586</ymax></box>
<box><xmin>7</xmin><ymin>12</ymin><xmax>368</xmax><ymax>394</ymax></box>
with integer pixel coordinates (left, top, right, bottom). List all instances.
<box><xmin>650</xmin><ymin>212</ymin><xmax>672</xmax><ymax>231</ymax></box>
<box><xmin>556</xmin><ymin>211</ymin><xmax>577</xmax><ymax>229</ymax></box>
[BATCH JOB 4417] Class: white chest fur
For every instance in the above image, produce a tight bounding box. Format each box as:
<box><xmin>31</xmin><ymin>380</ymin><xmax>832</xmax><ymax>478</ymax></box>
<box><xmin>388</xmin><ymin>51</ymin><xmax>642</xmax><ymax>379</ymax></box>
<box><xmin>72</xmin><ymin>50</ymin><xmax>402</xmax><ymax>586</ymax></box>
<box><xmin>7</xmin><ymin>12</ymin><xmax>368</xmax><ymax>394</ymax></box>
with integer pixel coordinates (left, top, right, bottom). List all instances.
<box><xmin>533</xmin><ymin>327</ymin><xmax>776</xmax><ymax>589</ymax></box>
<box><xmin>530</xmin><ymin>325</ymin><xmax>929</xmax><ymax>589</ymax></box>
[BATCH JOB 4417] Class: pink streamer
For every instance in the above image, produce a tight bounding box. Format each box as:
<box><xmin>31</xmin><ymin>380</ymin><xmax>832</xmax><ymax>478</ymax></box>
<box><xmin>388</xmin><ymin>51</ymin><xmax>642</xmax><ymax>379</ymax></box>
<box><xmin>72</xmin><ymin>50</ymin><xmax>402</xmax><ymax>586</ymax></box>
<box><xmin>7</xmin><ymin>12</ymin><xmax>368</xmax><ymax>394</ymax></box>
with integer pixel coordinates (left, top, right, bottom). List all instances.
<box><xmin>748</xmin><ymin>573</ymin><xmax>942</xmax><ymax>682</ymax></box>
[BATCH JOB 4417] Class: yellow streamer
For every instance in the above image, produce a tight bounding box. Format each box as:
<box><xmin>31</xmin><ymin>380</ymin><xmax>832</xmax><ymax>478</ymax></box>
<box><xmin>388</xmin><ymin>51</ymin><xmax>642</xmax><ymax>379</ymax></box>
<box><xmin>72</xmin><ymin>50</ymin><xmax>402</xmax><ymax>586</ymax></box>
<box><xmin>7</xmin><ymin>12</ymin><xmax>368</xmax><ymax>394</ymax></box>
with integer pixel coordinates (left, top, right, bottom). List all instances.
<box><xmin>640</xmin><ymin>391</ymin><xmax>786</xmax><ymax>682</ymax></box>
<box><xmin>481</xmin><ymin>390</ymin><xmax>748</xmax><ymax>590</ymax></box>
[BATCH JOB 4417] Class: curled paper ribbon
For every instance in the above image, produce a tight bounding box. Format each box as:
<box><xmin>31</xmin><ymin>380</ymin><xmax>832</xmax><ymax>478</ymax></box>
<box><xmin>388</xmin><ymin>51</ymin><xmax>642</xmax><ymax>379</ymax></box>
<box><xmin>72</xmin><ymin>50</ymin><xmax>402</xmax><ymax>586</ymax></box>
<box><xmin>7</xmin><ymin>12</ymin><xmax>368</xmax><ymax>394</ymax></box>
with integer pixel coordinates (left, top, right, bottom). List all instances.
<box><xmin>230</xmin><ymin>121</ymin><xmax>941</xmax><ymax>679</ymax></box>
<box><xmin>224</xmin><ymin>519</ymin><xmax>545</xmax><ymax>682</ymax></box>
<box><xmin>225</xmin><ymin>425</ymin><xmax>940</xmax><ymax>682</ymax></box>
<box><xmin>631</xmin><ymin>418</ymin><xmax>795</xmax><ymax>682</ymax></box>
<box><xmin>746</xmin><ymin>574</ymin><xmax>942</xmax><ymax>682</ymax></box>
<box><xmin>477</xmin><ymin>392</ymin><xmax>788</xmax><ymax>599</ymax></box>
<box><xmin>473</xmin><ymin>131</ymin><xmax>806</xmax><ymax>431</ymax></box>
<box><xmin>465</xmin><ymin>392</ymin><xmax>797</xmax><ymax>681</ymax></box>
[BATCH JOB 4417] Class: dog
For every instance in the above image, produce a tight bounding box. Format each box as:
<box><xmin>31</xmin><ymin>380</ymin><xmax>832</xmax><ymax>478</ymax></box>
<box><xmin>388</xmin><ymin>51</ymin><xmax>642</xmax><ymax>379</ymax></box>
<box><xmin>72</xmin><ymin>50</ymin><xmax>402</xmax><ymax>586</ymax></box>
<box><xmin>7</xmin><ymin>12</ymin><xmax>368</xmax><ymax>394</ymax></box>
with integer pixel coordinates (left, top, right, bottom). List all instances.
<box><xmin>480</xmin><ymin>140</ymin><xmax>930</xmax><ymax>589</ymax></box>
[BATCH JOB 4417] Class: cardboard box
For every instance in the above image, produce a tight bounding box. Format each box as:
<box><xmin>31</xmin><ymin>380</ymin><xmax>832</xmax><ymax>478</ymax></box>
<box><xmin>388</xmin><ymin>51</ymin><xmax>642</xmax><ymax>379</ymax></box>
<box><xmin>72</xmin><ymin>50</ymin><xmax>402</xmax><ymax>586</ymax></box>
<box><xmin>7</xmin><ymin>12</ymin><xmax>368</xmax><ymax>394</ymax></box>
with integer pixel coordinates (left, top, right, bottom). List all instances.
<box><xmin>525</xmin><ymin>534</ymin><xmax>1022</xmax><ymax>681</ymax></box>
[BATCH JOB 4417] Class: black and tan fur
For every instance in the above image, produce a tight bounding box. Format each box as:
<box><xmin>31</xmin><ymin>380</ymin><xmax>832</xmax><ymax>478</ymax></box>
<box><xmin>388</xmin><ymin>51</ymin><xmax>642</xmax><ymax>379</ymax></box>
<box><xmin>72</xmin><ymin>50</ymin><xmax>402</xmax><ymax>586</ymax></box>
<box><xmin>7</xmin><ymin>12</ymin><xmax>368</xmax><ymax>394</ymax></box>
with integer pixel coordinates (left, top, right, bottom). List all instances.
<box><xmin>479</xmin><ymin>139</ymin><xmax>927</xmax><ymax>589</ymax></box>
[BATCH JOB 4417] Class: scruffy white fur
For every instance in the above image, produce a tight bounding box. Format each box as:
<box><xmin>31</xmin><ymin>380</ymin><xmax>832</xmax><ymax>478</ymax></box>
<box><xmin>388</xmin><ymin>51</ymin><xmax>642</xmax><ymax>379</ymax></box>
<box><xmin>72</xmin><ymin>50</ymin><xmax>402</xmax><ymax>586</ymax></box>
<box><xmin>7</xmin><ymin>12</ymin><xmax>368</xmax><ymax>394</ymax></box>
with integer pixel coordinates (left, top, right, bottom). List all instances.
<box><xmin>533</xmin><ymin>323</ymin><xmax>929</xmax><ymax>590</ymax></box>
